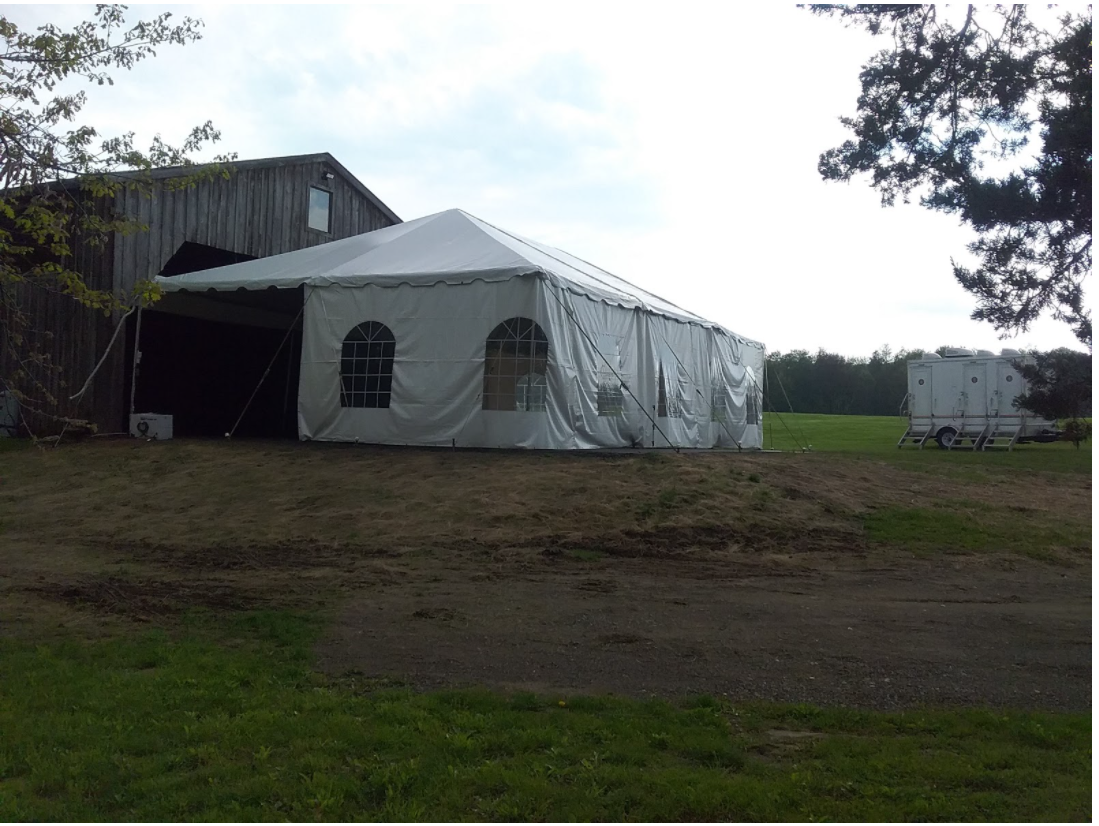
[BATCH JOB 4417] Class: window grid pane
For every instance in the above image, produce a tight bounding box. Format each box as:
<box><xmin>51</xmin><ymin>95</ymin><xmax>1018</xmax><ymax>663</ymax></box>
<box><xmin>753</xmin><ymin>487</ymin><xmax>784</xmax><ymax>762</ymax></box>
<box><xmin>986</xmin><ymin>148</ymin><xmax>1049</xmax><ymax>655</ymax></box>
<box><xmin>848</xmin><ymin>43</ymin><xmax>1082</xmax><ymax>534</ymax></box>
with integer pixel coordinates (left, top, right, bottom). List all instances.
<box><xmin>710</xmin><ymin>386</ymin><xmax>728</xmax><ymax>423</ymax></box>
<box><xmin>483</xmin><ymin>317</ymin><xmax>549</xmax><ymax>412</ymax></box>
<box><xmin>340</xmin><ymin>321</ymin><xmax>395</xmax><ymax>409</ymax></box>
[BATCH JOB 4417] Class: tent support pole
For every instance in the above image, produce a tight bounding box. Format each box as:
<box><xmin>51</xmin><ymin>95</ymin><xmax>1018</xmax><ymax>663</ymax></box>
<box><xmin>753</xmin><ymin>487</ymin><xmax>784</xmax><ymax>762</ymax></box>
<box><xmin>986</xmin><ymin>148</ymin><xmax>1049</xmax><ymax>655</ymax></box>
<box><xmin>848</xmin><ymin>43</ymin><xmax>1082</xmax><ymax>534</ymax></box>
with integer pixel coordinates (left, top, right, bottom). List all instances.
<box><xmin>128</xmin><ymin>303</ymin><xmax>143</xmax><ymax>417</ymax></box>
<box><xmin>548</xmin><ymin>285</ymin><xmax>678</xmax><ymax>452</ymax></box>
<box><xmin>769</xmin><ymin>362</ymin><xmax>810</xmax><ymax>448</ymax></box>
<box><xmin>282</xmin><ymin>330</ymin><xmax>295</xmax><ymax>425</ymax></box>
<box><xmin>751</xmin><ymin>371</ymin><xmax>808</xmax><ymax>452</ymax></box>
<box><xmin>228</xmin><ymin>300</ymin><xmax>307</xmax><ymax>439</ymax></box>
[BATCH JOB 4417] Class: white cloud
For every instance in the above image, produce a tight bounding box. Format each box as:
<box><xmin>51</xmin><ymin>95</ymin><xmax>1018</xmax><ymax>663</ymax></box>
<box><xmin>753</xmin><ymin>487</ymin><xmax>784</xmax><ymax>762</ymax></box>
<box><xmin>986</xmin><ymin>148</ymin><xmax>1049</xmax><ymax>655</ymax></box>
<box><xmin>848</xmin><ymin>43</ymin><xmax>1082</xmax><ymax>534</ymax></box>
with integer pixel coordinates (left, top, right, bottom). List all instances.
<box><xmin>5</xmin><ymin>3</ymin><xmax>1087</xmax><ymax>356</ymax></box>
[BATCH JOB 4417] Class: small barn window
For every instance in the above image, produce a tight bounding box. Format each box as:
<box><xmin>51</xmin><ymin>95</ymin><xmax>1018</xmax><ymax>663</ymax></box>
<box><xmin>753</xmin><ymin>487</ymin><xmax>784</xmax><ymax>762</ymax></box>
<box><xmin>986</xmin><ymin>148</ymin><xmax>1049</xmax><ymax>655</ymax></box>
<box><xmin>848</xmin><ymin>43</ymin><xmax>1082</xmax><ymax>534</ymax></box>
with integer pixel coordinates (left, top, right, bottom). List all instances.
<box><xmin>308</xmin><ymin>187</ymin><xmax>332</xmax><ymax>233</ymax></box>
<box><xmin>483</xmin><ymin>317</ymin><xmax>549</xmax><ymax>412</ymax></box>
<box><xmin>340</xmin><ymin>321</ymin><xmax>395</xmax><ymax>408</ymax></box>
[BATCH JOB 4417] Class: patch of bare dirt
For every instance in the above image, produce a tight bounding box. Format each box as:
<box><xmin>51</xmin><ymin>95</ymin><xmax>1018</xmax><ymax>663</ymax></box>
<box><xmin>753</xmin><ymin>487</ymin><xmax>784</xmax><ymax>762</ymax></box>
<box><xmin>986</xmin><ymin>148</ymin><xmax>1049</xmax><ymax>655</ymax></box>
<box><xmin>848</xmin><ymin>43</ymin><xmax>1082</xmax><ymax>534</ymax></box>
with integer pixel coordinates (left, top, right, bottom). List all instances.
<box><xmin>29</xmin><ymin>575</ymin><xmax>267</xmax><ymax>620</ymax></box>
<box><xmin>316</xmin><ymin>551</ymin><xmax>1092</xmax><ymax>712</ymax></box>
<box><xmin>1</xmin><ymin>441</ymin><xmax>1090</xmax><ymax>710</ymax></box>
<box><xmin>111</xmin><ymin>539</ymin><xmax>401</xmax><ymax>570</ymax></box>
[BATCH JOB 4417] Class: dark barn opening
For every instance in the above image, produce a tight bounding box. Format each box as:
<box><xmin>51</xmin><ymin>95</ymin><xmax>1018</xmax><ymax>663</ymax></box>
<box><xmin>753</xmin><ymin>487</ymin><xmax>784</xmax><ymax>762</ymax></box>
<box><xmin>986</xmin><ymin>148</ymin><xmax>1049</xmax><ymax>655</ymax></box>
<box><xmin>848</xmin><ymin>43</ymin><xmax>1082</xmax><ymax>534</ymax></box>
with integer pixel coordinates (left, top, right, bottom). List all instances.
<box><xmin>159</xmin><ymin>241</ymin><xmax>257</xmax><ymax>276</ymax></box>
<box><xmin>129</xmin><ymin>287</ymin><xmax>304</xmax><ymax>438</ymax></box>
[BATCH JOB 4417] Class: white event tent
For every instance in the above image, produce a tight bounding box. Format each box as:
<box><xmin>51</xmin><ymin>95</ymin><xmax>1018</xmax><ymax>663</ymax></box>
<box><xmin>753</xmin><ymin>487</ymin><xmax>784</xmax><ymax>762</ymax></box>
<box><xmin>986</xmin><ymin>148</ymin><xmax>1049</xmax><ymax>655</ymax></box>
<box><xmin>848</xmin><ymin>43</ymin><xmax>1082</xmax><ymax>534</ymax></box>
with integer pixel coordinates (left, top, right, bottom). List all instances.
<box><xmin>152</xmin><ymin>209</ymin><xmax>765</xmax><ymax>449</ymax></box>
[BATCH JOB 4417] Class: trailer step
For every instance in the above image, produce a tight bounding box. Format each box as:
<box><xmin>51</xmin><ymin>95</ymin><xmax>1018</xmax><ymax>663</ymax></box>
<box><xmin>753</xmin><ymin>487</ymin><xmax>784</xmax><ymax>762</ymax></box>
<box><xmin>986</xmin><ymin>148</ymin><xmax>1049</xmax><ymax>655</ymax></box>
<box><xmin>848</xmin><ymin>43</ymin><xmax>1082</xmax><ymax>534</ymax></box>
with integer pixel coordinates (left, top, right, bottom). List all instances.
<box><xmin>897</xmin><ymin>427</ymin><xmax>934</xmax><ymax>448</ymax></box>
<box><xmin>981</xmin><ymin>422</ymin><xmax>1025</xmax><ymax>451</ymax></box>
<box><xmin>950</xmin><ymin>421</ymin><xmax>991</xmax><ymax>450</ymax></box>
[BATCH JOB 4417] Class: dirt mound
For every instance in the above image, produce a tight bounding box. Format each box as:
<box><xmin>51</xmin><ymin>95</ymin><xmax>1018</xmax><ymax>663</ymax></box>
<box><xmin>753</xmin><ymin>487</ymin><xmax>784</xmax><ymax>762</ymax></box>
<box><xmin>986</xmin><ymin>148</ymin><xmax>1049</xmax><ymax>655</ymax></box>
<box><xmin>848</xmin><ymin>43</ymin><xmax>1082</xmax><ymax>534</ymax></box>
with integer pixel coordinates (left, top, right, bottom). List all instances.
<box><xmin>541</xmin><ymin>521</ymin><xmax>863</xmax><ymax>559</ymax></box>
<box><xmin>110</xmin><ymin>539</ymin><xmax>398</xmax><ymax>571</ymax></box>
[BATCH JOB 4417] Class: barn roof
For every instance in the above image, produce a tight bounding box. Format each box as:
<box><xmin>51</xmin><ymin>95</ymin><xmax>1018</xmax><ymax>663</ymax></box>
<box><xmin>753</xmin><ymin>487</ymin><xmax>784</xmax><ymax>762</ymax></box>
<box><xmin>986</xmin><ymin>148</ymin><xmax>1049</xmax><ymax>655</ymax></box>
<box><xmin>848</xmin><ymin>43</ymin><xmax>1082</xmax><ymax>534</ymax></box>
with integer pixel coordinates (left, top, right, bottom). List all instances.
<box><xmin>20</xmin><ymin>152</ymin><xmax>401</xmax><ymax>225</ymax></box>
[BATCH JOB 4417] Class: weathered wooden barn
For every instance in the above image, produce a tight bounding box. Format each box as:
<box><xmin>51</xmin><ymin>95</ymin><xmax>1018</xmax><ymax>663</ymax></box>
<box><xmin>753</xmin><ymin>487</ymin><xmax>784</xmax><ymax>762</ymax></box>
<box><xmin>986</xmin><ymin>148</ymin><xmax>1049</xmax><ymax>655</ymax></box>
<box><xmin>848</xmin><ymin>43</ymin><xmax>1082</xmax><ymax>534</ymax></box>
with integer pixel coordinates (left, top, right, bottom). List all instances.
<box><xmin>14</xmin><ymin>153</ymin><xmax>400</xmax><ymax>434</ymax></box>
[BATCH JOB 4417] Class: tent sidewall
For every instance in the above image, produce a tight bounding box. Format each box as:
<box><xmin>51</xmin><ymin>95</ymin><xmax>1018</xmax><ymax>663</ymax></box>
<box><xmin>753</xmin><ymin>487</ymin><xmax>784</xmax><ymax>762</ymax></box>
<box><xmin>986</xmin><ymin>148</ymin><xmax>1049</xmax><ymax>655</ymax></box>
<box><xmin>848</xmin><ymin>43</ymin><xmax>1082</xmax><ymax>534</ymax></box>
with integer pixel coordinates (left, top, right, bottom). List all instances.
<box><xmin>298</xmin><ymin>279</ymin><xmax>764</xmax><ymax>449</ymax></box>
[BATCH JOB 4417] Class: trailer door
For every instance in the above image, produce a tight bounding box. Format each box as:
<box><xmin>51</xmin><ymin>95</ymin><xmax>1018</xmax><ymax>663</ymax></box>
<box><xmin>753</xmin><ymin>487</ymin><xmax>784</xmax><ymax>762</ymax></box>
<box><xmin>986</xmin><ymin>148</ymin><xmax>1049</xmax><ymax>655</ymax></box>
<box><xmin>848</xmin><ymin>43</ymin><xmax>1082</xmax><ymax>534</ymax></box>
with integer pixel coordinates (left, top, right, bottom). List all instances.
<box><xmin>963</xmin><ymin>362</ymin><xmax>986</xmax><ymax>417</ymax></box>
<box><xmin>910</xmin><ymin>364</ymin><xmax>932</xmax><ymax>418</ymax></box>
<box><xmin>994</xmin><ymin>360</ymin><xmax>1021</xmax><ymax>417</ymax></box>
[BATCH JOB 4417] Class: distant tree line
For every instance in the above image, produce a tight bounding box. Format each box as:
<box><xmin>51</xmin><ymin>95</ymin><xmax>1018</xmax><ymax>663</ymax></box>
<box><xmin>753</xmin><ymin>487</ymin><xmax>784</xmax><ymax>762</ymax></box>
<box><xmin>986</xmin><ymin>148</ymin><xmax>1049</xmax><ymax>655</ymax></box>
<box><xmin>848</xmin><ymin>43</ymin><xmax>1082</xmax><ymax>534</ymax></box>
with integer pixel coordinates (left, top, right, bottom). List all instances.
<box><xmin>764</xmin><ymin>347</ymin><xmax>924</xmax><ymax>417</ymax></box>
<box><xmin>763</xmin><ymin>346</ymin><xmax>1092</xmax><ymax>418</ymax></box>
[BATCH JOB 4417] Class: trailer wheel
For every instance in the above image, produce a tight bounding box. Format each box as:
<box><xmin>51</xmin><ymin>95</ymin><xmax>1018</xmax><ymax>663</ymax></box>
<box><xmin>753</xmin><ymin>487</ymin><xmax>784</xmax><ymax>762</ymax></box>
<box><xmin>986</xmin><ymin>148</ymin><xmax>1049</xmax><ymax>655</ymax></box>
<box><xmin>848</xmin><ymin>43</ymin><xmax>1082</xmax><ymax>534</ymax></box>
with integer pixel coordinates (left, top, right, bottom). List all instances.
<box><xmin>935</xmin><ymin>427</ymin><xmax>959</xmax><ymax>449</ymax></box>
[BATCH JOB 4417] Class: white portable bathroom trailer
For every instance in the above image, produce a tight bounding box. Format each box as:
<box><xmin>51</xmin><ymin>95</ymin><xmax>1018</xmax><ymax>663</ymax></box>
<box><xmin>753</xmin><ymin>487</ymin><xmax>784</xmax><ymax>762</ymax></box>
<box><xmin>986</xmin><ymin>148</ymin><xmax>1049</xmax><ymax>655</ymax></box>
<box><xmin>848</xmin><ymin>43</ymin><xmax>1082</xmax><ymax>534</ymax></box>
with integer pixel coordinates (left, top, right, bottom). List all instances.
<box><xmin>898</xmin><ymin>349</ymin><xmax>1061</xmax><ymax>450</ymax></box>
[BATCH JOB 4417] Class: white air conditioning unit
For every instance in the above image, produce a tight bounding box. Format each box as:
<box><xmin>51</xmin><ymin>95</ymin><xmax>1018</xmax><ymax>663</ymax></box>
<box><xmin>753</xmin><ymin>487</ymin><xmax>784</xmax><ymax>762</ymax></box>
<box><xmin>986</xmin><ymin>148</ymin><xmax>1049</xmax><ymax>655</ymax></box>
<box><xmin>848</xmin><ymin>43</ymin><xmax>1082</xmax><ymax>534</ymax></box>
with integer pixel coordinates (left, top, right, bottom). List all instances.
<box><xmin>130</xmin><ymin>413</ymin><xmax>173</xmax><ymax>440</ymax></box>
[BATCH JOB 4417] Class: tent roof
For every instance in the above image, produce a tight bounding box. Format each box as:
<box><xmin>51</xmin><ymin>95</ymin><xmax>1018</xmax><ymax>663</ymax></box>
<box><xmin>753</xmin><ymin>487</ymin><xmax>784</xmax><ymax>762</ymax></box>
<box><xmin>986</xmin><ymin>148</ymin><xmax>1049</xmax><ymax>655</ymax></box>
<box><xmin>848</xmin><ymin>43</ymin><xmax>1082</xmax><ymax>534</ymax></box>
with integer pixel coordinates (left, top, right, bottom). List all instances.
<box><xmin>155</xmin><ymin>208</ymin><xmax>759</xmax><ymax>340</ymax></box>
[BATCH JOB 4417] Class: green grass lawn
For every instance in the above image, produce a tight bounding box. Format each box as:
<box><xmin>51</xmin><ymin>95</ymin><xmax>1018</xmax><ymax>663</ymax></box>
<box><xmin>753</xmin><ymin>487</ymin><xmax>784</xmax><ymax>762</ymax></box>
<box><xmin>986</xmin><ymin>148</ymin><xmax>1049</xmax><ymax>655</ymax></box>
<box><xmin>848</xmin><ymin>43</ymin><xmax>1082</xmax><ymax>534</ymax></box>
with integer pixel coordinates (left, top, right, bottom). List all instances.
<box><xmin>0</xmin><ymin>611</ymin><xmax>1089</xmax><ymax>822</ymax></box>
<box><xmin>762</xmin><ymin>412</ymin><xmax>1091</xmax><ymax>471</ymax></box>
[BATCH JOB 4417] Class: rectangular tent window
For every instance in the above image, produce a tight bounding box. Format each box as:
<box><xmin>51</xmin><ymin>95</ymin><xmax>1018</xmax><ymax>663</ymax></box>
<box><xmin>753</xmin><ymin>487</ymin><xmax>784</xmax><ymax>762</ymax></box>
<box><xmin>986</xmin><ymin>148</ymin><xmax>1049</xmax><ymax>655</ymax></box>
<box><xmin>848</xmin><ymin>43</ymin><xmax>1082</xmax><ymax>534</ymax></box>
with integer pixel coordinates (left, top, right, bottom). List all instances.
<box><xmin>308</xmin><ymin>187</ymin><xmax>332</xmax><ymax>233</ymax></box>
<box><xmin>710</xmin><ymin>385</ymin><xmax>728</xmax><ymax>423</ymax></box>
<box><xmin>746</xmin><ymin>385</ymin><xmax>760</xmax><ymax>425</ymax></box>
<box><xmin>657</xmin><ymin>345</ymin><xmax>684</xmax><ymax>418</ymax></box>
<box><xmin>596</xmin><ymin>333</ymin><xmax>625</xmax><ymax>417</ymax></box>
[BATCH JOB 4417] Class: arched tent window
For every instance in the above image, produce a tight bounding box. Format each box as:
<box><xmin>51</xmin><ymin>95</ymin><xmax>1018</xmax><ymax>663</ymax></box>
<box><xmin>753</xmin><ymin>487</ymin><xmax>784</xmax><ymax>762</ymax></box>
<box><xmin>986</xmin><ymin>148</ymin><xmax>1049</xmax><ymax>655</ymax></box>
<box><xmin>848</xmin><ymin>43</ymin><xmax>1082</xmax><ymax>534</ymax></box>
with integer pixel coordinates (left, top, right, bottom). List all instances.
<box><xmin>340</xmin><ymin>321</ymin><xmax>395</xmax><ymax>408</ymax></box>
<box><xmin>483</xmin><ymin>317</ymin><xmax>549</xmax><ymax>412</ymax></box>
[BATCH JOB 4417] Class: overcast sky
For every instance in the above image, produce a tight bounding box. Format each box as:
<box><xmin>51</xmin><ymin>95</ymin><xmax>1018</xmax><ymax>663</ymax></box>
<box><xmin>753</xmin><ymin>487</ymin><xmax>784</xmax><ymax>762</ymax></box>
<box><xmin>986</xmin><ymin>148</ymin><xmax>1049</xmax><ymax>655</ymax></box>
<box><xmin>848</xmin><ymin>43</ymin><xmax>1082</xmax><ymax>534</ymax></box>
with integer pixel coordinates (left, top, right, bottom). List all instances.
<box><xmin>10</xmin><ymin>4</ymin><xmax>1089</xmax><ymax>356</ymax></box>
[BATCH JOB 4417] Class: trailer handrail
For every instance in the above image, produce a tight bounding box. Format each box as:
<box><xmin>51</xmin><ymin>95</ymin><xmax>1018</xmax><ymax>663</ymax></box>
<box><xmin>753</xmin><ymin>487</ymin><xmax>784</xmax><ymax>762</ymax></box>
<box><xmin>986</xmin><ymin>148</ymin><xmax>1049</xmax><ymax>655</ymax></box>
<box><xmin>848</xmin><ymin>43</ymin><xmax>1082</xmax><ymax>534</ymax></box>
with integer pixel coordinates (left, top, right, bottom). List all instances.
<box><xmin>898</xmin><ymin>392</ymin><xmax>911</xmax><ymax>418</ymax></box>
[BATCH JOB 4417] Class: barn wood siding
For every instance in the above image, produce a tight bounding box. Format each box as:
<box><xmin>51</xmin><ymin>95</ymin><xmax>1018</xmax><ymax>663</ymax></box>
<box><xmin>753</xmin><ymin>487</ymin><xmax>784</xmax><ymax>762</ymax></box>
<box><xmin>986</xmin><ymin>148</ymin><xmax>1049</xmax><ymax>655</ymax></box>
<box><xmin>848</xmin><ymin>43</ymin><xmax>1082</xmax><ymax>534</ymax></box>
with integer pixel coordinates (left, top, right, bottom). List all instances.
<box><xmin>112</xmin><ymin>158</ymin><xmax>395</xmax><ymax>296</ymax></box>
<box><xmin>1</xmin><ymin>194</ymin><xmax>119</xmax><ymax>434</ymax></box>
<box><xmin>82</xmin><ymin>157</ymin><xmax>397</xmax><ymax>431</ymax></box>
<box><xmin>13</xmin><ymin>157</ymin><xmax>397</xmax><ymax>436</ymax></box>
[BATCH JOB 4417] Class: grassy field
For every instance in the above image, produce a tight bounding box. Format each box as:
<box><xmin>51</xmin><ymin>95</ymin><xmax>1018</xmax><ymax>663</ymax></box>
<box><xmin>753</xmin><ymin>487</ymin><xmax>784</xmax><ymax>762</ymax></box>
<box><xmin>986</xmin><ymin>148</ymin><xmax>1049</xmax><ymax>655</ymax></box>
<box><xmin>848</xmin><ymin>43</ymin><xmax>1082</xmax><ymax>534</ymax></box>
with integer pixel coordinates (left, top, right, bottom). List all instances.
<box><xmin>0</xmin><ymin>416</ymin><xmax>1092</xmax><ymax>821</ymax></box>
<box><xmin>762</xmin><ymin>411</ymin><xmax>1091</xmax><ymax>469</ymax></box>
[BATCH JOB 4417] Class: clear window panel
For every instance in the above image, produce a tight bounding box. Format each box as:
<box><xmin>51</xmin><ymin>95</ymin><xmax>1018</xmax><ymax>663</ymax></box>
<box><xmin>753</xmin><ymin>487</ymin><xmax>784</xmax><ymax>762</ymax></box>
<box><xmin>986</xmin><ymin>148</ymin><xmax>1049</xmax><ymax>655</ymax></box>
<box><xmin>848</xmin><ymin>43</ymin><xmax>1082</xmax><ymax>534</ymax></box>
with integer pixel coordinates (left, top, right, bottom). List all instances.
<box><xmin>483</xmin><ymin>317</ymin><xmax>549</xmax><ymax>413</ymax></box>
<box><xmin>309</xmin><ymin>187</ymin><xmax>331</xmax><ymax>232</ymax></box>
